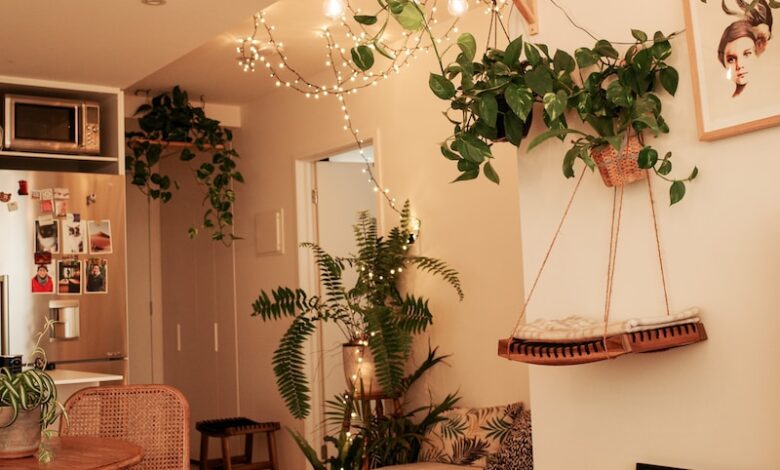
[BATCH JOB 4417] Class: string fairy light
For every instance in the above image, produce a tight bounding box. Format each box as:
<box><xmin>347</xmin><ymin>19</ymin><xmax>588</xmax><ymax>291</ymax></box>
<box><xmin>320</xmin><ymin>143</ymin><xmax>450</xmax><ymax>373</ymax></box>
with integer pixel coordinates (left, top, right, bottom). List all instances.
<box><xmin>232</xmin><ymin>1</ymin><xmax>515</xmax><ymax>217</ymax></box>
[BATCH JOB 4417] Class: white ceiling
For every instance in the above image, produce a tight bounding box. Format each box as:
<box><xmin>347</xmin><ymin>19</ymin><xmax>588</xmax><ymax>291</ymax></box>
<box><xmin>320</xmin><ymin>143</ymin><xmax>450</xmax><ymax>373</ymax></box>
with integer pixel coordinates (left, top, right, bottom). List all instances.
<box><xmin>0</xmin><ymin>0</ymin><xmax>276</xmax><ymax>88</ymax></box>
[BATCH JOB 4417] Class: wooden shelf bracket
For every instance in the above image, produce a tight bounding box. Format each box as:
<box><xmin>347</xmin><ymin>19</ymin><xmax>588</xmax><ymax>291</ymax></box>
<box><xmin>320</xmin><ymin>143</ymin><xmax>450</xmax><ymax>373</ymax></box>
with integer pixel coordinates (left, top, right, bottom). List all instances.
<box><xmin>512</xmin><ymin>0</ymin><xmax>539</xmax><ymax>35</ymax></box>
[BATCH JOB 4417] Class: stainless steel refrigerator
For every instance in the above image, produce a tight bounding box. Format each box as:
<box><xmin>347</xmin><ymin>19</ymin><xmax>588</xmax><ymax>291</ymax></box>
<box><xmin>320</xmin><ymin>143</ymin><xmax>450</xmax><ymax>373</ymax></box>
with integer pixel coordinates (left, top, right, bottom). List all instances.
<box><xmin>0</xmin><ymin>170</ymin><xmax>127</xmax><ymax>377</ymax></box>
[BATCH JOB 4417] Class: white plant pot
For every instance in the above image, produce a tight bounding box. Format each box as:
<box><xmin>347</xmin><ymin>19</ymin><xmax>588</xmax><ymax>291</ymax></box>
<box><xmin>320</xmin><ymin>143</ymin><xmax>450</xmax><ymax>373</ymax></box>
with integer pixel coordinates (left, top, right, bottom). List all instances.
<box><xmin>0</xmin><ymin>407</ymin><xmax>42</xmax><ymax>459</ymax></box>
<box><xmin>342</xmin><ymin>344</ymin><xmax>385</xmax><ymax>398</ymax></box>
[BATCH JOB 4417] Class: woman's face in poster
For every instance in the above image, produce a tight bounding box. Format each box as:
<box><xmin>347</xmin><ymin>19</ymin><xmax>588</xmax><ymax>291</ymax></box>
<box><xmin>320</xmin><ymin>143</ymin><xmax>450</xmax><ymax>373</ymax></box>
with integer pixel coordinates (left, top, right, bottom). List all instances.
<box><xmin>724</xmin><ymin>36</ymin><xmax>756</xmax><ymax>85</ymax></box>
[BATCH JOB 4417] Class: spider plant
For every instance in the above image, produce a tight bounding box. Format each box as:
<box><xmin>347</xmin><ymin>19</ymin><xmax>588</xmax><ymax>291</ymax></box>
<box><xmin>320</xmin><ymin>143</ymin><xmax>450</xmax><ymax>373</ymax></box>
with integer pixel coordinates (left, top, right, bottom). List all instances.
<box><xmin>252</xmin><ymin>202</ymin><xmax>463</xmax><ymax>419</ymax></box>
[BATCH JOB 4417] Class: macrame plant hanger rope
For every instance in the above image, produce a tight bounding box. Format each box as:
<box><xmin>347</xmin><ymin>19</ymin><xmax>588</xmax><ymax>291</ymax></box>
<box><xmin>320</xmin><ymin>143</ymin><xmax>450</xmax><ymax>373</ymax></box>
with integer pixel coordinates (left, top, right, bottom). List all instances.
<box><xmin>500</xmin><ymin>165</ymin><xmax>705</xmax><ymax>366</ymax></box>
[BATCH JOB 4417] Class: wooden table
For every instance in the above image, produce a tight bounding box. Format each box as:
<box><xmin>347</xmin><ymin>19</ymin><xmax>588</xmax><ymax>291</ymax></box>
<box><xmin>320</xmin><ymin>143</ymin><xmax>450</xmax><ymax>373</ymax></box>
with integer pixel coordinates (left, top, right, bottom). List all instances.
<box><xmin>0</xmin><ymin>436</ymin><xmax>143</xmax><ymax>469</ymax></box>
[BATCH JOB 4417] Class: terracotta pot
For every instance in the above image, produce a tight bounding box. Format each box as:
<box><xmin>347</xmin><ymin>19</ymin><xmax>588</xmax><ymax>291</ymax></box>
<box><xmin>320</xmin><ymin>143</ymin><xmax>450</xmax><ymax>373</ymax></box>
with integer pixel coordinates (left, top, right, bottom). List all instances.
<box><xmin>0</xmin><ymin>407</ymin><xmax>42</xmax><ymax>459</ymax></box>
<box><xmin>342</xmin><ymin>344</ymin><xmax>386</xmax><ymax>398</ymax></box>
<box><xmin>590</xmin><ymin>134</ymin><xmax>647</xmax><ymax>187</ymax></box>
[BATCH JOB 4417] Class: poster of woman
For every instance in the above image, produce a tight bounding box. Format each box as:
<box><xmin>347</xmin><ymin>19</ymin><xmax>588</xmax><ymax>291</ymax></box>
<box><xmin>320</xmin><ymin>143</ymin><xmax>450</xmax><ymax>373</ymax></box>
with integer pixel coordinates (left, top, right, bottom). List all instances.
<box><xmin>684</xmin><ymin>0</ymin><xmax>780</xmax><ymax>139</ymax></box>
<box><xmin>31</xmin><ymin>263</ymin><xmax>54</xmax><ymax>294</ymax></box>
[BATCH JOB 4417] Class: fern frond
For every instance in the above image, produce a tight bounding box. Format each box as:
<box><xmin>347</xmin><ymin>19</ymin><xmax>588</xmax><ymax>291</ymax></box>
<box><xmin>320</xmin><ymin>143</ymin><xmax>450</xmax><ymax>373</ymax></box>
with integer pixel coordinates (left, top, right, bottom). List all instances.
<box><xmin>398</xmin><ymin>345</ymin><xmax>450</xmax><ymax>394</ymax></box>
<box><xmin>301</xmin><ymin>242</ymin><xmax>346</xmax><ymax>304</ymax></box>
<box><xmin>251</xmin><ymin>287</ymin><xmax>322</xmax><ymax>320</ymax></box>
<box><xmin>408</xmin><ymin>256</ymin><xmax>464</xmax><ymax>300</ymax></box>
<box><xmin>398</xmin><ymin>295</ymin><xmax>433</xmax><ymax>334</ymax></box>
<box><xmin>364</xmin><ymin>306</ymin><xmax>407</xmax><ymax>396</ymax></box>
<box><xmin>273</xmin><ymin>316</ymin><xmax>317</xmax><ymax>419</ymax></box>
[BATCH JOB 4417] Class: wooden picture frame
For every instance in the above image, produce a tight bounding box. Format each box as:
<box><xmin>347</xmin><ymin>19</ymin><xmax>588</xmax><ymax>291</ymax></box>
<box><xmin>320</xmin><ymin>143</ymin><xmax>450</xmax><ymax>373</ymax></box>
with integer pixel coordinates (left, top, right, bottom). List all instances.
<box><xmin>683</xmin><ymin>0</ymin><xmax>780</xmax><ymax>140</ymax></box>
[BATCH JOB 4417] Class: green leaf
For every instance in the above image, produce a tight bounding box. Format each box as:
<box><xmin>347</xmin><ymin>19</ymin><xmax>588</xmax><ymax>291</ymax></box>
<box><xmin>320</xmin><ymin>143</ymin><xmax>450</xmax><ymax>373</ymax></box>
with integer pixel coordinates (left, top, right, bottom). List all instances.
<box><xmin>584</xmin><ymin>115</ymin><xmax>614</xmax><ymax>137</ymax></box>
<box><xmin>689</xmin><ymin>166</ymin><xmax>699</xmax><ymax>180</ymax></box>
<box><xmin>478</xmin><ymin>93</ymin><xmax>498</xmax><ymax>128</ymax></box>
<box><xmin>457</xmin><ymin>33</ymin><xmax>477</xmax><ymax>62</ymax></box>
<box><xmin>553</xmin><ymin>50</ymin><xmax>575</xmax><ymax>73</ymax></box>
<box><xmin>351</xmin><ymin>45</ymin><xmax>375</xmax><ymax>71</ymax></box>
<box><xmin>429</xmin><ymin>73</ymin><xmax>456</xmax><ymax>100</ymax></box>
<box><xmin>453</xmin><ymin>170</ymin><xmax>479</xmax><ymax>182</ymax></box>
<box><xmin>606</xmin><ymin>80</ymin><xmax>632</xmax><ymax>107</ymax></box>
<box><xmin>374</xmin><ymin>41</ymin><xmax>396</xmax><ymax>60</ymax></box>
<box><xmin>459</xmin><ymin>134</ymin><xmax>491</xmax><ymax>163</ymax></box>
<box><xmin>524</xmin><ymin>43</ymin><xmax>541</xmax><ymax>65</ymax></box>
<box><xmin>484</xmin><ymin>162</ymin><xmax>500</xmax><ymax>184</ymax></box>
<box><xmin>542</xmin><ymin>91</ymin><xmax>564</xmax><ymax>122</ymax></box>
<box><xmin>562</xmin><ymin>146</ymin><xmax>579</xmax><ymax>178</ymax></box>
<box><xmin>574</xmin><ymin>47</ymin><xmax>599</xmax><ymax>68</ymax></box>
<box><xmin>594</xmin><ymin>40</ymin><xmax>619</xmax><ymax>59</ymax></box>
<box><xmin>525</xmin><ymin>67</ymin><xmax>553</xmax><ymax>96</ymax></box>
<box><xmin>503</xmin><ymin>111</ymin><xmax>525</xmax><ymax>146</ymax></box>
<box><xmin>604</xmin><ymin>135</ymin><xmax>624</xmax><ymax>152</ymax></box>
<box><xmin>354</xmin><ymin>14</ymin><xmax>378</xmax><ymax>25</ymax></box>
<box><xmin>631</xmin><ymin>29</ymin><xmax>648</xmax><ymax>42</ymax></box>
<box><xmin>527</xmin><ymin>127</ymin><xmax>584</xmax><ymax>151</ymax></box>
<box><xmin>392</xmin><ymin>3</ymin><xmax>425</xmax><ymax>31</ymax></box>
<box><xmin>651</xmin><ymin>40</ymin><xmax>672</xmax><ymax>60</ymax></box>
<box><xmin>659</xmin><ymin>67</ymin><xmax>679</xmax><ymax>96</ymax></box>
<box><xmin>670</xmin><ymin>181</ymin><xmax>685</xmax><ymax>205</ymax></box>
<box><xmin>441</xmin><ymin>143</ymin><xmax>460</xmax><ymax>161</ymax></box>
<box><xmin>503</xmin><ymin>36</ymin><xmax>524</xmax><ymax>66</ymax></box>
<box><xmin>637</xmin><ymin>146</ymin><xmax>658</xmax><ymax>169</ymax></box>
<box><xmin>504</xmin><ymin>84</ymin><xmax>534</xmax><ymax>119</ymax></box>
<box><xmin>658</xmin><ymin>159</ymin><xmax>672</xmax><ymax>175</ymax></box>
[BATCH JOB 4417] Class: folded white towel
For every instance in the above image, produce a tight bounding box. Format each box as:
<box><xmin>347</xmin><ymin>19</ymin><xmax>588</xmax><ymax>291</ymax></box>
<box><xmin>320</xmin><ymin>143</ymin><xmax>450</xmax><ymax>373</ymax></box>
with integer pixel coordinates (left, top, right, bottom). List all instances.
<box><xmin>513</xmin><ymin>307</ymin><xmax>701</xmax><ymax>342</ymax></box>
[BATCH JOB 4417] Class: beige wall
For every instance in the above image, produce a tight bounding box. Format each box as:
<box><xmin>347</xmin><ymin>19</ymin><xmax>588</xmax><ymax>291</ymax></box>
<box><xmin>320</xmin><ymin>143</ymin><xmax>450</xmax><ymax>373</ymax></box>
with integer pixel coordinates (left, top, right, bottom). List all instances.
<box><xmin>233</xmin><ymin>10</ymin><xmax>529</xmax><ymax>468</ymax></box>
<box><xmin>515</xmin><ymin>1</ymin><xmax>780</xmax><ymax>469</ymax></box>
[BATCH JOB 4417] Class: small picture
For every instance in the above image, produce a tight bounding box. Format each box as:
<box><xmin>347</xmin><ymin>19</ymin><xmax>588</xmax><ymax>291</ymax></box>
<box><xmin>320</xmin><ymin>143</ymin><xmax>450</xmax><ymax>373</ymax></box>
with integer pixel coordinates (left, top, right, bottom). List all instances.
<box><xmin>62</xmin><ymin>214</ymin><xmax>86</xmax><ymax>254</ymax></box>
<box><xmin>39</xmin><ymin>189</ymin><xmax>53</xmax><ymax>200</ymax></box>
<box><xmin>30</xmin><ymin>190</ymin><xmax>41</xmax><ymax>200</ymax></box>
<box><xmin>34</xmin><ymin>252</ymin><xmax>52</xmax><ymax>265</ymax></box>
<box><xmin>57</xmin><ymin>258</ymin><xmax>82</xmax><ymax>295</ymax></box>
<box><xmin>53</xmin><ymin>188</ymin><xmax>70</xmax><ymax>200</ymax></box>
<box><xmin>31</xmin><ymin>263</ymin><xmax>55</xmax><ymax>294</ymax></box>
<box><xmin>34</xmin><ymin>218</ymin><xmax>59</xmax><ymax>254</ymax></box>
<box><xmin>40</xmin><ymin>199</ymin><xmax>54</xmax><ymax>213</ymax></box>
<box><xmin>88</xmin><ymin>220</ymin><xmax>112</xmax><ymax>254</ymax></box>
<box><xmin>54</xmin><ymin>200</ymin><xmax>68</xmax><ymax>217</ymax></box>
<box><xmin>84</xmin><ymin>258</ymin><xmax>108</xmax><ymax>294</ymax></box>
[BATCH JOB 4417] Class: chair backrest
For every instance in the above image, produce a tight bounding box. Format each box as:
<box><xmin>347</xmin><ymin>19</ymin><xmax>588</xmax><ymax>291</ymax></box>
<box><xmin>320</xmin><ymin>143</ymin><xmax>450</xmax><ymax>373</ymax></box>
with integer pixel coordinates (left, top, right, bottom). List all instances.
<box><xmin>61</xmin><ymin>384</ymin><xmax>190</xmax><ymax>470</ymax></box>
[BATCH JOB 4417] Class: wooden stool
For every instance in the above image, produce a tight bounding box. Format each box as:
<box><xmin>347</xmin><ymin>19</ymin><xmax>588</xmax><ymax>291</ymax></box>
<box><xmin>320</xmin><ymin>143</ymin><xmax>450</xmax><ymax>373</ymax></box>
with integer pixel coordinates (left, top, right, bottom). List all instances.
<box><xmin>196</xmin><ymin>417</ymin><xmax>280</xmax><ymax>470</ymax></box>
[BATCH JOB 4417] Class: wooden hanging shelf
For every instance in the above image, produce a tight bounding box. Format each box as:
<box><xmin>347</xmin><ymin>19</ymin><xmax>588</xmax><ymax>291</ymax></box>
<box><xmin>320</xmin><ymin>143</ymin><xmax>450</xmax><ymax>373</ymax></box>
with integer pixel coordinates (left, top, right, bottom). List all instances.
<box><xmin>512</xmin><ymin>0</ymin><xmax>539</xmax><ymax>35</ymax></box>
<box><xmin>498</xmin><ymin>321</ymin><xmax>707</xmax><ymax>366</ymax></box>
<box><xmin>127</xmin><ymin>138</ymin><xmax>227</xmax><ymax>151</ymax></box>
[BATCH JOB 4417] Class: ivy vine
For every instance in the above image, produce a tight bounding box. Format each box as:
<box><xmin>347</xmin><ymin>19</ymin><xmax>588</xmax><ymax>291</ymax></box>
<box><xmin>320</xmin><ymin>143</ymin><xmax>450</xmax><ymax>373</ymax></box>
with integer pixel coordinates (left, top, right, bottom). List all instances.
<box><xmin>126</xmin><ymin>86</ymin><xmax>243</xmax><ymax>244</ymax></box>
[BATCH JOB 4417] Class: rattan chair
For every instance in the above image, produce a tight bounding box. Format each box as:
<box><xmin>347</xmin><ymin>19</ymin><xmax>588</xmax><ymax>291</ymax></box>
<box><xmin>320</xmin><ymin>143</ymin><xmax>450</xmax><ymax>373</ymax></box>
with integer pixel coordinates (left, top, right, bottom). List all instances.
<box><xmin>61</xmin><ymin>384</ymin><xmax>190</xmax><ymax>469</ymax></box>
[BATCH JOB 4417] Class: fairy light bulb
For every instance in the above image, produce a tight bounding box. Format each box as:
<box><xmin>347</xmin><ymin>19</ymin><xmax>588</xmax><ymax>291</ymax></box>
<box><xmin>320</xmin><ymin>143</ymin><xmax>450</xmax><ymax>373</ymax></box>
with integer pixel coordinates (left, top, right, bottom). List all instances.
<box><xmin>323</xmin><ymin>0</ymin><xmax>345</xmax><ymax>20</ymax></box>
<box><xmin>448</xmin><ymin>0</ymin><xmax>468</xmax><ymax>17</ymax></box>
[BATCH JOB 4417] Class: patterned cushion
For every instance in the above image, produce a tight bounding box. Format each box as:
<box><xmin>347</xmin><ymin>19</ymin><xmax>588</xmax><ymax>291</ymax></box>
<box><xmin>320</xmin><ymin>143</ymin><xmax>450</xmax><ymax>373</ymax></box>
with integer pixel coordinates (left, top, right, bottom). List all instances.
<box><xmin>485</xmin><ymin>406</ymin><xmax>533</xmax><ymax>470</ymax></box>
<box><xmin>420</xmin><ymin>402</ymin><xmax>523</xmax><ymax>467</ymax></box>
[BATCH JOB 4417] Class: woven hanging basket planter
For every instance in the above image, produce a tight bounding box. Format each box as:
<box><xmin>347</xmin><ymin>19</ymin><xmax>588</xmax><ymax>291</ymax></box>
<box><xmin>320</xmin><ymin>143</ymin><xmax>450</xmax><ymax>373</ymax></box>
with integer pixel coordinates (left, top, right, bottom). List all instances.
<box><xmin>590</xmin><ymin>134</ymin><xmax>647</xmax><ymax>187</ymax></box>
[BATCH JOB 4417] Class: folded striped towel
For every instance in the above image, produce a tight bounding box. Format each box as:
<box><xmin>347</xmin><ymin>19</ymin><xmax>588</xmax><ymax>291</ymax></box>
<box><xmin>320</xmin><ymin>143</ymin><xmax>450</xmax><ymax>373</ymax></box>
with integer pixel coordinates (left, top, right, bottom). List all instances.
<box><xmin>513</xmin><ymin>307</ymin><xmax>700</xmax><ymax>342</ymax></box>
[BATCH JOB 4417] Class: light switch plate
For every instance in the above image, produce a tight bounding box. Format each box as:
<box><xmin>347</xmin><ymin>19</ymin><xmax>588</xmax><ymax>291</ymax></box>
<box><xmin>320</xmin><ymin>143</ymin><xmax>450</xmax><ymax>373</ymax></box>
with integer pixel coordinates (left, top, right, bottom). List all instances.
<box><xmin>255</xmin><ymin>209</ymin><xmax>284</xmax><ymax>256</ymax></box>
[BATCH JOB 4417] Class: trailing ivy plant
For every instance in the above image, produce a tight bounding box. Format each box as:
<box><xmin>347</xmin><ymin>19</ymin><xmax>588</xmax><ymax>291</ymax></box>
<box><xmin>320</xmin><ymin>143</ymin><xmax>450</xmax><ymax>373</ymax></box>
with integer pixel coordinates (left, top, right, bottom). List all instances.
<box><xmin>125</xmin><ymin>86</ymin><xmax>243</xmax><ymax>244</ymax></box>
<box><xmin>251</xmin><ymin>202</ymin><xmax>463</xmax><ymax>419</ymax></box>
<box><xmin>431</xmin><ymin>30</ymin><xmax>697</xmax><ymax>204</ymax></box>
<box><xmin>526</xmin><ymin>30</ymin><xmax>698</xmax><ymax>204</ymax></box>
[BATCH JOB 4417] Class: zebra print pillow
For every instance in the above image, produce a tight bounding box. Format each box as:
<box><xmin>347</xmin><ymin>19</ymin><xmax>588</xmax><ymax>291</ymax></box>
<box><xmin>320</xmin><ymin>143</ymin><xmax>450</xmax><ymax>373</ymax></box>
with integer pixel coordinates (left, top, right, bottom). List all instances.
<box><xmin>485</xmin><ymin>406</ymin><xmax>533</xmax><ymax>470</ymax></box>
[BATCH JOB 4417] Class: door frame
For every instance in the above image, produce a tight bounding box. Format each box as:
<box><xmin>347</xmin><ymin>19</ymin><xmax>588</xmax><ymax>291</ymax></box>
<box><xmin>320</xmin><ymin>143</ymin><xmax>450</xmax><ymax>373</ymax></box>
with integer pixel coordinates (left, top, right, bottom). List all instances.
<box><xmin>294</xmin><ymin>132</ymin><xmax>384</xmax><ymax>450</ymax></box>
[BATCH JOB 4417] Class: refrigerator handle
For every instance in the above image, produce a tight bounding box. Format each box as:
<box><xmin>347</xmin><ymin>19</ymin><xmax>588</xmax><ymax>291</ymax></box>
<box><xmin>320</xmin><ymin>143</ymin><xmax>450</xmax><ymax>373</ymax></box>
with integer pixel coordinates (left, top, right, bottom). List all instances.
<box><xmin>1</xmin><ymin>275</ymin><xmax>9</xmax><ymax>356</ymax></box>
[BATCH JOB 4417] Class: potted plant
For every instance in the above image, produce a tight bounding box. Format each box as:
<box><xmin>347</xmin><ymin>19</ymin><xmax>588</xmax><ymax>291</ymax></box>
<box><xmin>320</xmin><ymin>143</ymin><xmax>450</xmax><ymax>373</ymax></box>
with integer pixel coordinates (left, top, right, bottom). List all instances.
<box><xmin>252</xmin><ymin>202</ymin><xmax>463</xmax><ymax>419</ymax></box>
<box><xmin>429</xmin><ymin>28</ymin><xmax>697</xmax><ymax>203</ymax></box>
<box><xmin>526</xmin><ymin>30</ymin><xmax>698</xmax><ymax>204</ymax></box>
<box><xmin>291</xmin><ymin>347</ymin><xmax>460</xmax><ymax>469</ymax></box>
<box><xmin>125</xmin><ymin>86</ymin><xmax>244</xmax><ymax>244</ymax></box>
<box><xmin>0</xmin><ymin>320</ymin><xmax>63</xmax><ymax>461</ymax></box>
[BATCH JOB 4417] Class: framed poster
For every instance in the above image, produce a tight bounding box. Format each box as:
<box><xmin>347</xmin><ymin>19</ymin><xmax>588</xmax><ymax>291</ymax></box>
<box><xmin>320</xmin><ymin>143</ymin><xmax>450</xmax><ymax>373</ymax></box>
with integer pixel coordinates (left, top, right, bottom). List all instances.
<box><xmin>683</xmin><ymin>0</ymin><xmax>780</xmax><ymax>140</ymax></box>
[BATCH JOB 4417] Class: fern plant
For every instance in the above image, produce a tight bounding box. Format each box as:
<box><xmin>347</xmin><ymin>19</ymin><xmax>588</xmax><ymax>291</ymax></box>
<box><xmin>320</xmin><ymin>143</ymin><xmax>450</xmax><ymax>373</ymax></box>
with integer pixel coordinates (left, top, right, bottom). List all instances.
<box><xmin>252</xmin><ymin>202</ymin><xmax>463</xmax><ymax>419</ymax></box>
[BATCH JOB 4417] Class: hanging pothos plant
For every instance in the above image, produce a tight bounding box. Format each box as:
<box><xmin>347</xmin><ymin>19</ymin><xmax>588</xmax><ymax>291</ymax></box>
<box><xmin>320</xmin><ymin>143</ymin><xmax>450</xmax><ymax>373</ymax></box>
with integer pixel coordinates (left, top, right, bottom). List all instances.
<box><xmin>125</xmin><ymin>86</ymin><xmax>243</xmax><ymax>244</ymax></box>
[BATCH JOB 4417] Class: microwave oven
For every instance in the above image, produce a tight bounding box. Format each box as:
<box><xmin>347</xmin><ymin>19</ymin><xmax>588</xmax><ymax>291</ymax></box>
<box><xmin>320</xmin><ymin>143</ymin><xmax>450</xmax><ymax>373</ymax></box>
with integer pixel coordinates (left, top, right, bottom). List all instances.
<box><xmin>3</xmin><ymin>94</ymin><xmax>100</xmax><ymax>155</ymax></box>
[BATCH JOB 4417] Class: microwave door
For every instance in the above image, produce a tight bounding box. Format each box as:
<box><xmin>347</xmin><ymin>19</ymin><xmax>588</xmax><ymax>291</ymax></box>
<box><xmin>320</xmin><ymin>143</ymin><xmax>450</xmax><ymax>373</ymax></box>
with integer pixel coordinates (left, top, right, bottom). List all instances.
<box><xmin>5</xmin><ymin>96</ymin><xmax>81</xmax><ymax>154</ymax></box>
